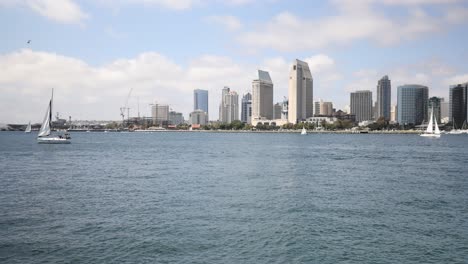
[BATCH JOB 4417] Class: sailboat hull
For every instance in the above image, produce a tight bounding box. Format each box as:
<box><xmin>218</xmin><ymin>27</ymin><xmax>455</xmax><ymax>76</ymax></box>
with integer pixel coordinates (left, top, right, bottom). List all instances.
<box><xmin>420</xmin><ymin>133</ymin><xmax>440</xmax><ymax>138</ymax></box>
<box><xmin>37</xmin><ymin>137</ymin><xmax>71</xmax><ymax>144</ymax></box>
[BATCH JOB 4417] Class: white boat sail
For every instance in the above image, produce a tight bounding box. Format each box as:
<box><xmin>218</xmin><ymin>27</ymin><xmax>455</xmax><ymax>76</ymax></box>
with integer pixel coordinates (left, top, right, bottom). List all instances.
<box><xmin>25</xmin><ymin>121</ymin><xmax>31</xmax><ymax>133</ymax></box>
<box><xmin>37</xmin><ymin>89</ymin><xmax>71</xmax><ymax>144</ymax></box>
<box><xmin>448</xmin><ymin>118</ymin><xmax>463</xmax><ymax>134</ymax></box>
<box><xmin>420</xmin><ymin>107</ymin><xmax>440</xmax><ymax>138</ymax></box>
<box><xmin>301</xmin><ymin>125</ymin><xmax>307</xmax><ymax>135</ymax></box>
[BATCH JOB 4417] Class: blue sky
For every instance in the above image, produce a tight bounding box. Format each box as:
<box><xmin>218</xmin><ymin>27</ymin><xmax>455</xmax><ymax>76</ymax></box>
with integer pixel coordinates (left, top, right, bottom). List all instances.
<box><xmin>1</xmin><ymin>0</ymin><xmax>468</xmax><ymax>123</ymax></box>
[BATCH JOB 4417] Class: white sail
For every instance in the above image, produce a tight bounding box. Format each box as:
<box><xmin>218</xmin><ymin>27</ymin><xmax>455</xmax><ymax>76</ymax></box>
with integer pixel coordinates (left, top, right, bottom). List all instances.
<box><xmin>301</xmin><ymin>126</ymin><xmax>307</xmax><ymax>135</ymax></box>
<box><xmin>38</xmin><ymin>100</ymin><xmax>51</xmax><ymax>137</ymax></box>
<box><xmin>426</xmin><ymin>108</ymin><xmax>433</xmax><ymax>134</ymax></box>
<box><xmin>25</xmin><ymin>121</ymin><xmax>31</xmax><ymax>133</ymax></box>
<box><xmin>434</xmin><ymin>116</ymin><xmax>440</xmax><ymax>135</ymax></box>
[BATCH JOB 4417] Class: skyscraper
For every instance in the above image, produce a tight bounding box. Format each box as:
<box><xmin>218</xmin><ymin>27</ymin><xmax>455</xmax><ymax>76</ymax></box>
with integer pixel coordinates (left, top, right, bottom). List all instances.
<box><xmin>288</xmin><ymin>59</ymin><xmax>313</xmax><ymax>123</ymax></box>
<box><xmin>397</xmin><ymin>84</ymin><xmax>428</xmax><ymax>125</ymax></box>
<box><xmin>241</xmin><ymin>93</ymin><xmax>252</xmax><ymax>124</ymax></box>
<box><xmin>273</xmin><ymin>103</ymin><xmax>282</xmax><ymax>119</ymax></box>
<box><xmin>194</xmin><ymin>89</ymin><xmax>208</xmax><ymax>115</ymax></box>
<box><xmin>376</xmin><ymin>75</ymin><xmax>391</xmax><ymax>120</ymax></box>
<box><xmin>252</xmin><ymin>70</ymin><xmax>274</xmax><ymax>122</ymax></box>
<box><xmin>219</xmin><ymin>87</ymin><xmax>239</xmax><ymax>123</ymax></box>
<box><xmin>350</xmin><ymin>90</ymin><xmax>373</xmax><ymax>122</ymax></box>
<box><xmin>449</xmin><ymin>82</ymin><xmax>468</xmax><ymax>128</ymax></box>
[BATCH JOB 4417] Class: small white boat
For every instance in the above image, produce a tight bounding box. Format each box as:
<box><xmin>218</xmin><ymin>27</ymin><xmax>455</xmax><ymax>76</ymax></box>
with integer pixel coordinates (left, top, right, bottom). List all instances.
<box><xmin>301</xmin><ymin>126</ymin><xmax>307</xmax><ymax>135</ymax></box>
<box><xmin>420</xmin><ymin>107</ymin><xmax>440</xmax><ymax>138</ymax></box>
<box><xmin>37</xmin><ymin>89</ymin><xmax>71</xmax><ymax>144</ymax></box>
<box><xmin>25</xmin><ymin>121</ymin><xmax>31</xmax><ymax>133</ymax></box>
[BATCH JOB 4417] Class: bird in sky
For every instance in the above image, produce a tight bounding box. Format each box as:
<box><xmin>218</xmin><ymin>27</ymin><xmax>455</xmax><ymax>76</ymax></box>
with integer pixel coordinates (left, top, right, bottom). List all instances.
<box><xmin>27</xmin><ymin>40</ymin><xmax>31</xmax><ymax>44</ymax></box>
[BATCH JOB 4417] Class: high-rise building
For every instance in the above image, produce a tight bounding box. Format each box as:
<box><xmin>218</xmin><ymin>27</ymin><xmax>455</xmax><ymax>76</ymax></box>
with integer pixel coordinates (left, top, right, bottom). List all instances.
<box><xmin>350</xmin><ymin>90</ymin><xmax>373</xmax><ymax>122</ymax></box>
<box><xmin>440</xmin><ymin>100</ymin><xmax>449</xmax><ymax>123</ymax></box>
<box><xmin>397</xmin><ymin>84</ymin><xmax>428</xmax><ymax>125</ymax></box>
<box><xmin>152</xmin><ymin>104</ymin><xmax>169</xmax><ymax>125</ymax></box>
<box><xmin>390</xmin><ymin>105</ymin><xmax>398</xmax><ymax>122</ymax></box>
<box><xmin>288</xmin><ymin>59</ymin><xmax>313</xmax><ymax>123</ymax></box>
<box><xmin>168</xmin><ymin>111</ymin><xmax>184</xmax><ymax>125</ymax></box>
<box><xmin>376</xmin><ymin>75</ymin><xmax>391</xmax><ymax>120</ymax></box>
<box><xmin>428</xmin><ymin>97</ymin><xmax>442</xmax><ymax>124</ymax></box>
<box><xmin>449</xmin><ymin>82</ymin><xmax>468</xmax><ymax>128</ymax></box>
<box><xmin>281</xmin><ymin>98</ymin><xmax>288</xmax><ymax>120</ymax></box>
<box><xmin>241</xmin><ymin>93</ymin><xmax>252</xmax><ymax>124</ymax></box>
<box><xmin>273</xmin><ymin>103</ymin><xmax>282</xmax><ymax>119</ymax></box>
<box><xmin>252</xmin><ymin>70</ymin><xmax>274</xmax><ymax>122</ymax></box>
<box><xmin>194</xmin><ymin>89</ymin><xmax>209</xmax><ymax>115</ymax></box>
<box><xmin>190</xmin><ymin>110</ymin><xmax>208</xmax><ymax>125</ymax></box>
<box><xmin>219</xmin><ymin>87</ymin><xmax>239</xmax><ymax>123</ymax></box>
<box><xmin>314</xmin><ymin>101</ymin><xmax>321</xmax><ymax>116</ymax></box>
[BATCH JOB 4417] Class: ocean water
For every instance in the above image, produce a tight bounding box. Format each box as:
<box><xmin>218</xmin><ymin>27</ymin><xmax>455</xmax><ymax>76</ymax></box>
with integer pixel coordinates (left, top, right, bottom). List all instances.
<box><xmin>0</xmin><ymin>132</ymin><xmax>467</xmax><ymax>264</ymax></box>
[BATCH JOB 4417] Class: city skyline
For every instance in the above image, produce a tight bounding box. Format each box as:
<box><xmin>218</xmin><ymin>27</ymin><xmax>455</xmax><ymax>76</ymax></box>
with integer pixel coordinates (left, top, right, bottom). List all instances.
<box><xmin>1</xmin><ymin>1</ymin><xmax>468</xmax><ymax>123</ymax></box>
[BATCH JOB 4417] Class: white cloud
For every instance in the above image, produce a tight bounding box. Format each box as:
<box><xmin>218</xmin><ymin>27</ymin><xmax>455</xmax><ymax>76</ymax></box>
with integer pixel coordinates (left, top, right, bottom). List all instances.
<box><xmin>205</xmin><ymin>15</ymin><xmax>242</xmax><ymax>31</ymax></box>
<box><xmin>0</xmin><ymin>0</ymin><xmax>89</xmax><ymax>25</ymax></box>
<box><xmin>237</xmin><ymin>1</ymin><xmax>466</xmax><ymax>51</ymax></box>
<box><xmin>0</xmin><ymin>49</ymin><xmax>257</xmax><ymax>123</ymax></box>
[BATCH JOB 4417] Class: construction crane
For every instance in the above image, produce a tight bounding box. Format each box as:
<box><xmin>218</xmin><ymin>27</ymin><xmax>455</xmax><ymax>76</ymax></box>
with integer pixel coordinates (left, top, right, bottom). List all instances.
<box><xmin>120</xmin><ymin>88</ymin><xmax>133</xmax><ymax>127</ymax></box>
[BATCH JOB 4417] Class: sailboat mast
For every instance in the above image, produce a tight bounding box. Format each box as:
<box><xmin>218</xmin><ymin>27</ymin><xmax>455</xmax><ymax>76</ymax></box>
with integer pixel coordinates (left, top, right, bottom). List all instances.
<box><xmin>50</xmin><ymin>89</ymin><xmax>54</xmax><ymax>129</ymax></box>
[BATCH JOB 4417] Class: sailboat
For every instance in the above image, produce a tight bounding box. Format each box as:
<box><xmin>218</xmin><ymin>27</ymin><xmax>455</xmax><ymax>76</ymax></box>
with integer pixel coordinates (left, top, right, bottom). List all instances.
<box><xmin>420</xmin><ymin>107</ymin><xmax>440</xmax><ymax>138</ymax></box>
<box><xmin>301</xmin><ymin>125</ymin><xmax>307</xmax><ymax>135</ymax></box>
<box><xmin>448</xmin><ymin>118</ymin><xmax>463</xmax><ymax>134</ymax></box>
<box><xmin>37</xmin><ymin>89</ymin><xmax>71</xmax><ymax>144</ymax></box>
<box><xmin>25</xmin><ymin>121</ymin><xmax>31</xmax><ymax>133</ymax></box>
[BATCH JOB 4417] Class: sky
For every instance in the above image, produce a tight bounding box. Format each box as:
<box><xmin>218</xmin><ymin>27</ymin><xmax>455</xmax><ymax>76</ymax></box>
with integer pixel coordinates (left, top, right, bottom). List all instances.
<box><xmin>1</xmin><ymin>0</ymin><xmax>468</xmax><ymax>124</ymax></box>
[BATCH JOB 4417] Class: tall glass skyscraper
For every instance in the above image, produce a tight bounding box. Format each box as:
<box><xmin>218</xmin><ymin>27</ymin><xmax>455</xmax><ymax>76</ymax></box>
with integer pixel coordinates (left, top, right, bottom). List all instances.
<box><xmin>193</xmin><ymin>89</ymin><xmax>208</xmax><ymax>115</ymax></box>
<box><xmin>376</xmin><ymin>75</ymin><xmax>391</xmax><ymax>121</ymax></box>
<box><xmin>449</xmin><ymin>82</ymin><xmax>468</xmax><ymax>129</ymax></box>
<box><xmin>241</xmin><ymin>93</ymin><xmax>252</xmax><ymax>124</ymax></box>
<box><xmin>252</xmin><ymin>70</ymin><xmax>274</xmax><ymax>122</ymax></box>
<box><xmin>397</xmin><ymin>84</ymin><xmax>428</xmax><ymax>125</ymax></box>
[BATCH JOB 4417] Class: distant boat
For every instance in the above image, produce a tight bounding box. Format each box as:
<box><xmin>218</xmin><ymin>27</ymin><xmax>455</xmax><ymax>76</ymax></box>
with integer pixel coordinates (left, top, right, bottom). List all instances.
<box><xmin>301</xmin><ymin>125</ymin><xmax>307</xmax><ymax>135</ymax></box>
<box><xmin>461</xmin><ymin>120</ymin><xmax>468</xmax><ymax>134</ymax></box>
<box><xmin>37</xmin><ymin>89</ymin><xmax>71</xmax><ymax>144</ymax></box>
<box><xmin>420</xmin><ymin>107</ymin><xmax>440</xmax><ymax>138</ymax></box>
<box><xmin>25</xmin><ymin>121</ymin><xmax>31</xmax><ymax>133</ymax></box>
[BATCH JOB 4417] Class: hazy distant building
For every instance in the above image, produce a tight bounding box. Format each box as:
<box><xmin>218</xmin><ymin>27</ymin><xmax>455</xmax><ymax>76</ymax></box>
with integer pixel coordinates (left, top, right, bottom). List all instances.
<box><xmin>314</xmin><ymin>101</ymin><xmax>320</xmax><ymax>116</ymax></box>
<box><xmin>152</xmin><ymin>104</ymin><xmax>169</xmax><ymax>125</ymax></box>
<box><xmin>288</xmin><ymin>59</ymin><xmax>313</xmax><ymax>123</ymax></box>
<box><xmin>219</xmin><ymin>87</ymin><xmax>239</xmax><ymax>123</ymax></box>
<box><xmin>168</xmin><ymin>111</ymin><xmax>184</xmax><ymax>125</ymax></box>
<box><xmin>190</xmin><ymin>110</ymin><xmax>208</xmax><ymax>125</ymax></box>
<box><xmin>252</xmin><ymin>70</ymin><xmax>274</xmax><ymax>122</ymax></box>
<box><xmin>428</xmin><ymin>97</ymin><xmax>442</xmax><ymax>124</ymax></box>
<box><xmin>390</xmin><ymin>105</ymin><xmax>398</xmax><ymax>122</ymax></box>
<box><xmin>449</xmin><ymin>82</ymin><xmax>468</xmax><ymax>128</ymax></box>
<box><xmin>441</xmin><ymin>100</ymin><xmax>449</xmax><ymax>123</ymax></box>
<box><xmin>194</xmin><ymin>89</ymin><xmax>208</xmax><ymax>116</ymax></box>
<box><xmin>314</xmin><ymin>99</ymin><xmax>333</xmax><ymax>116</ymax></box>
<box><xmin>397</xmin><ymin>84</ymin><xmax>428</xmax><ymax>125</ymax></box>
<box><xmin>241</xmin><ymin>93</ymin><xmax>252</xmax><ymax>124</ymax></box>
<box><xmin>273</xmin><ymin>103</ymin><xmax>282</xmax><ymax>119</ymax></box>
<box><xmin>376</xmin><ymin>75</ymin><xmax>391</xmax><ymax>120</ymax></box>
<box><xmin>350</xmin><ymin>90</ymin><xmax>373</xmax><ymax>122</ymax></box>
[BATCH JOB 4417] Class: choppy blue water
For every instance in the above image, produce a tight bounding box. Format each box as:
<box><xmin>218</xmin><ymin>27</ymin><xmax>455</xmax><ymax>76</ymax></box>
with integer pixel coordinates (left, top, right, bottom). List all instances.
<box><xmin>0</xmin><ymin>132</ymin><xmax>467</xmax><ymax>263</ymax></box>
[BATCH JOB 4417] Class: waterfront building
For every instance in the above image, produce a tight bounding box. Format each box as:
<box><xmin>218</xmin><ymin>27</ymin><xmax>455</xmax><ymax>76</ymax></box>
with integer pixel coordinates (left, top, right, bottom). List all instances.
<box><xmin>152</xmin><ymin>104</ymin><xmax>169</xmax><ymax>125</ymax></box>
<box><xmin>376</xmin><ymin>75</ymin><xmax>391</xmax><ymax>120</ymax></box>
<box><xmin>314</xmin><ymin>101</ymin><xmax>320</xmax><ymax>116</ymax></box>
<box><xmin>252</xmin><ymin>70</ymin><xmax>274</xmax><ymax>123</ymax></box>
<box><xmin>273</xmin><ymin>103</ymin><xmax>282</xmax><ymax>119</ymax></box>
<box><xmin>281</xmin><ymin>98</ymin><xmax>288</xmax><ymax>120</ymax></box>
<box><xmin>219</xmin><ymin>87</ymin><xmax>239</xmax><ymax>123</ymax></box>
<box><xmin>428</xmin><ymin>97</ymin><xmax>442</xmax><ymax>124</ymax></box>
<box><xmin>194</xmin><ymin>89</ymin><xmax>209</xmax><ymax>116</ymax></box>
<box><xmin>440</xmin><ymin>99</ymin><xmax>449</xmax><ymax>123</ymax></box>
<box><xmin>350</xmin><ymin>90</ymin><xmax>373</xmax><ymax>122</ymax></box>
<box><xmin>288</xmin><ymin>59</ymin><xmax>313</xmax><ymax>123</ymax></box>
<box><xmin>168</xmin><ymin>111</ymin><xmax>184</xmax><ymax>125</ymax></box>
<box><xmin>190</xmin><ymin>110</ymin><xmax>208</xmax><ymax>126</ymax></box>
<box><xmin>241</xmin><ymin>93</ymin><xmax>252</xmax><ymax>124</ymax></box>
<box><xmin>397</xmin><ymin>84</ymin><xmax>428</xmax><ymax>125</ymax></box>
<box><xmin>314</xmin><ymin>99</ymin><xmax>333</xmax><ymax>116</ymax></box>
<box><xmin>390</xmin><ymin>105</ymin><xmax>398</xmax><ymax>122</ymax></box>
<box><xmin>449</xmin><ymin>82</ymin><xmax>468</xmax><ymax>128</ymax></box>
